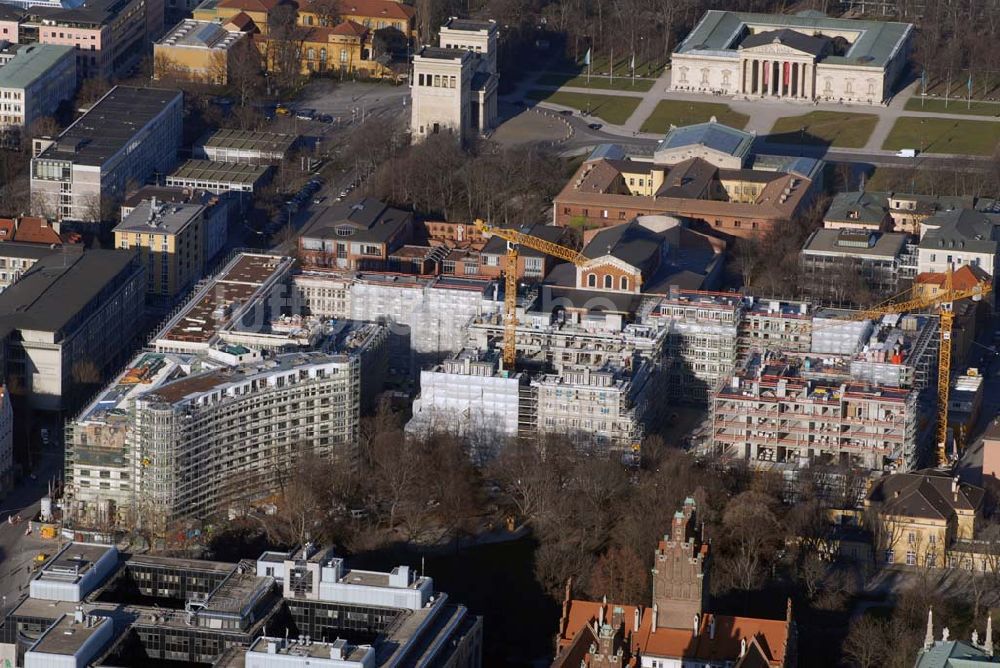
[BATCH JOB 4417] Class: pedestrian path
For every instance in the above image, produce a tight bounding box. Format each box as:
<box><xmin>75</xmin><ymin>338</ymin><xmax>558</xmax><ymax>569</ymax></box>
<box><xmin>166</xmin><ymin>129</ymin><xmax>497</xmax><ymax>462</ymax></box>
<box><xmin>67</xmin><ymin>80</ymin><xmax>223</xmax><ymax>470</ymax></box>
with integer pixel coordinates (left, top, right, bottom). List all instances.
<box><xmin>507</xmin><ymin>68</ymin><xmax>1000</xmax><ymax>155</ymax></box>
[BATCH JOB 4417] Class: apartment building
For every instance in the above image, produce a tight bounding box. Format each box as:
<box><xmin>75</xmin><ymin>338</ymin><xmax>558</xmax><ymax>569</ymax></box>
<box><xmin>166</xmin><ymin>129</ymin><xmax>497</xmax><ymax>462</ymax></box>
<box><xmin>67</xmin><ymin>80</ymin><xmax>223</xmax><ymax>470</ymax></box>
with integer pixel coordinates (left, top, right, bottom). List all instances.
<box><xmin>0</xmin><ymin>248</ymin><xmax>145</xmax><ymax>412</ymax></box>
<box><xmin>298</xmin><ymin>198</ymin><xmax>413</xmax><ymax>271</ymax></box>
<box><xmin>31</xmin><ymin>86</ymin><xmax>182</xmax><ymax>223</ymax></box>
<box><xmin>0</xmin><ymin>386</ymin><xmax>11</xmax><ymax>497</ymax></box>
<box><xmin>917</xmin><ymin>207</ymin><xmax>1000</xmax><ymax>281</ymax></box>
<box><xmin>0</xmin><ymin>44</ymin><xmax>75</xmax><ymax>135</ymax></box>
<box><xmin>195</xmin><ymin>128</ymin><xmax>297</xmax><ymax>164</ymax></box>
<box><xmin>643</xmin><ymin>288</ymin><xmax>744</xmax><ymax>403</ymax></box>
<box><xmin>800</xmin><ymin>227</ymin><xmax>917</xmax><ymax>305</ymax></box>
<box><xmin>1</xmin><ymin>542</ymin><xmax>481</xmax><ymax>667</ymax></box>
<box><xmin>824</xmin><ymin>190</ymin><xmax>979</xmax><ymax>236</ymax></box>
<box><xmin>25</xmin><ymin>0</ymin><xmax>154</xmax><ymax>81</ymax></box>
<box><xmin>712</xmin><ymin>356</ymin><xmax>922</xmax><ymax>471</ymax></box>
<box><xmin>113</xmin><ymin>198</ymin><xmax>205</xmax><ymax>300</ymax></box>
<box><xmin>121</xmin><ymin>185</ymin><xmax>229</xmax><ymax>269</ymax></box>
<box><xmin>153</xmin><ymin>18</ymin><xmax>247</xmax><ymax>84</ymax></box>
<box><xmin>553</xmin><ymin>123</ymin><xmax>823</xmax><ymax>237</ymax></box>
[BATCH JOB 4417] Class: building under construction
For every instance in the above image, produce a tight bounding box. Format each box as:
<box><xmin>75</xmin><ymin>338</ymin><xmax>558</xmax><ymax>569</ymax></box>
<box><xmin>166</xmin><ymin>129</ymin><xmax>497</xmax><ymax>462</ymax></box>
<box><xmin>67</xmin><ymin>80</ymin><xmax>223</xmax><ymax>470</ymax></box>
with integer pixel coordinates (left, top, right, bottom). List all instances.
<box><xmin>712</xmin><ymin>354</ymin><xmax>924</xmax><ymax>471</ymax></box>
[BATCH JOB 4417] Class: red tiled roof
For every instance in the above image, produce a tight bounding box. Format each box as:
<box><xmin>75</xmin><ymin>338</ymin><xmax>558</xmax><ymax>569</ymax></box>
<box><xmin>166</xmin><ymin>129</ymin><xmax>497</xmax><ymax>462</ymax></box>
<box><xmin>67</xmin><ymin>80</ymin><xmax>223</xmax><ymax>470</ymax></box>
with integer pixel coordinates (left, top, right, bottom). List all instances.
<box><xmin>557</xmin><ymin>599</ymin><xmax>790</xmax><ymax>666</ymax></box>
<box><xmin>333</xmin><ymin>0</ymin><xmax>415</xmax><ymax>20</ymax></box>
<box><xmin>0</xmin><ymin>219</ymin><xmax>15</xmax><ymax>241</ymax></box>
<box><xmin>915</xmin><ymin>264</ymin><xmax>991</xmax><ymax>290</ymax></box>
<box><xmin>13</xmin><ymin>217</ymin><xmax>61</xmax><ymax>245</ymax></box>
<box><xmin>331</xmin><ymin>18</ymin><xmax>367</xmax><ymax>36</ymax></box>
<box><xmin>224</xmin><ymin>11</ymin><xmax>258</xmax><ymax>30</ymax></box>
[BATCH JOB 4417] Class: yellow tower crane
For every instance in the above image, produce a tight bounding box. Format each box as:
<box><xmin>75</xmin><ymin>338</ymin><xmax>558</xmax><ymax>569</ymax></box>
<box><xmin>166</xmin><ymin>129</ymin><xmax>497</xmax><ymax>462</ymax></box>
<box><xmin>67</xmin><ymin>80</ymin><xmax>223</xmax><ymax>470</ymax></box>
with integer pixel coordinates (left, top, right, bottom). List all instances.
<box><xmin>474</xmin><ymin>219</ymin><xmax>587</xmax><ymax>369</ymax></box>
<box><xmin>839</xmin><ymin>268</ymin><xmax>991</xmax><ymax>465</ymax></box>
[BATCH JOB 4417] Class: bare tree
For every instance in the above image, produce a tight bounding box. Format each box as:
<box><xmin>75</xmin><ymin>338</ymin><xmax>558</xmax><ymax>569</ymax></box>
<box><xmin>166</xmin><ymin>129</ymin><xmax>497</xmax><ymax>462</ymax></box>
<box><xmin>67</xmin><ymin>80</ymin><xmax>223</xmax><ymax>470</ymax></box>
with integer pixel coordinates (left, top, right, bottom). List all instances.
<box><xmin>843</xmin><ymin>616</ymin><xmax>888</xmax><ymax>668</ymax></box>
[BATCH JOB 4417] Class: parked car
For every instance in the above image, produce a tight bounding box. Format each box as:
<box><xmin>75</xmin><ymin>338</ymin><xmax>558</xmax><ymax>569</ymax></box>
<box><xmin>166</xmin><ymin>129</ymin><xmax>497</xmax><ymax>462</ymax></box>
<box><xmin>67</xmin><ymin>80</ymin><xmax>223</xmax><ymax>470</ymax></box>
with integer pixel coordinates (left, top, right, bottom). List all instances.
<box><xmin>296</xmin><ymin>109</ymin><xmax>316</xmax><ymax>120</ymax></box>
<box><xmin>588</xmin><ymin>123</ymin><xmax>603</xmax><ymax>130</ymax></box>
<box><xmin>275</xmin><ymin>105</ymin><xmax>291</xmax><ymax>116</ymax></box>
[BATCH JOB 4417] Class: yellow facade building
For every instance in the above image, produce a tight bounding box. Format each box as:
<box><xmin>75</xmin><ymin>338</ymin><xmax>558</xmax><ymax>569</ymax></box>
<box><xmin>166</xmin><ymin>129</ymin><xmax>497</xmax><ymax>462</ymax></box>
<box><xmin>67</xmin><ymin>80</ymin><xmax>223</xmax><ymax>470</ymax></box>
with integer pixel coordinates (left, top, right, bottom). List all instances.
<box><xmin>154</xmin><ymin>18</ymin><xmax>249</xmax><ymax>84</ymax></box>
<box><xmin>866</xmin><ymin>469</ymin><xmax>983</xmax><ymax>569</ymax></box>
<box><xmin>113</xmin><ymin>199</ymin><xmax>205</xmax><ymax>300</ymax></box>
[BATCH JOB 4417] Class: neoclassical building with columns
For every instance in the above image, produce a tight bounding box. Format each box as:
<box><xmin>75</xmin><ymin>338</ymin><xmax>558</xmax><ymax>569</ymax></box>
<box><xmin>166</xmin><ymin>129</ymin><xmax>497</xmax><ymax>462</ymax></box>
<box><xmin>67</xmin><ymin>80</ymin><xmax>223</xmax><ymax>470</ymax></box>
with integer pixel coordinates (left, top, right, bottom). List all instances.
<box><xmin>670</xmin><ymin>10</ymin><xmax>912</xmax><ymax>105</ymax></box>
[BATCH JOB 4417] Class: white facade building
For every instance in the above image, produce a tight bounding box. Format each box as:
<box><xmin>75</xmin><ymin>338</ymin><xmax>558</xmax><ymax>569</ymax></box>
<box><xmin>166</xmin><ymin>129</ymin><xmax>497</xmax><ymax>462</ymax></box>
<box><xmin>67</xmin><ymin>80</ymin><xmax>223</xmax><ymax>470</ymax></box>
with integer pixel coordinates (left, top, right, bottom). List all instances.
<box><xmin>410</xmin><ymin>18</ymin><xmax>498</xmax><ymax>142</ymax></box>
<box><xmin>0</xmin><ymin>44</ymin><xmax>76</xmax><ymax>133</ymax></box>
<box><xmin>670</xmin><ymin>11</ymin><xmax>912</xmax><ymax>105</ymax></box>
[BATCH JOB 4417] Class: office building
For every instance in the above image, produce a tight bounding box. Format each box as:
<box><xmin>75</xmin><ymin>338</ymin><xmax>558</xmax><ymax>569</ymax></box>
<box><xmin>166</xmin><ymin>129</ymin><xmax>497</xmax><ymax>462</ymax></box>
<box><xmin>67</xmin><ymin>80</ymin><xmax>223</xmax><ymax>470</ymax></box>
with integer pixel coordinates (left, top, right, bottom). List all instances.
<box><xmin>553</xmin><ymin>498</ymin><xmax>796</xmax><ymax>667</ymax></box>
<box><xmin>410</xmin><ymin>18</ymin><xmax>498</xmax><ymax>143</ymax></box>
<box><xmin>823</xmin><ymin>190</ymin><xmax>980</xmax><ymax>236</ymax></box>
<box><xmin>31</xmin><ymin>86</ymin><xmax>182</xmax><ymax>223</ymax></box>
<box><xmin>0</xmin><ymin>240</ymin><xmax>60</xmax><ymax>291</ymax></box>
<box><xmin>153</xmin><ymin>18</ymin><xmax>247</xmax><ymax>84</ymax></box>
<box><xmin>0</xmin><ymin>44</ymin><xmax>75</xmax><ymax>134</ymax></box>
<box><xmin>553</xmin><ymin>125</ymin><xmax>822</xmax><ymax>237</ymax></box>
<box><xmin>24</xmin><ymin>0</ymin><xmax>158</xmax><ymax>81</ymax></box>
<box><xmin>0</xmin><ymin>541</ymin><xmax>481</xmax><ymax>667</ymax></box>
<box><xmin>114</xmin><ymin>198</ymin><xmax>205</xmax><ymax>301</ymax></box>
<box><xmin>0</xmin><ymin>248</ymin><xmax>145</xmax><ymax>411</ymax></box>
<box><xmin>670</xmin><ymin>10</ymin><xmax>912</xmax><ymax>105</ymax></box>
<box><xmin>195</xmin><ymin>128</ymin><xmax>297</xmax><ymax>164</ymax></box>
<box><xmin>165</xmin><ymin>158</ymin><xmax>270</xmax><ymax>195</ymax></box>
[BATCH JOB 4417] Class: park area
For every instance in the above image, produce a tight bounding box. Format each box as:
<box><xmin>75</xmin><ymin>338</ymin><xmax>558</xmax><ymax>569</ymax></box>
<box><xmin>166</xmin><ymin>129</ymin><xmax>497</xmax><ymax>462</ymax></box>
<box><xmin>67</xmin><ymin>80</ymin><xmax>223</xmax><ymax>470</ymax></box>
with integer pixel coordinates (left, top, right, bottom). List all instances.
<box><xmin>525</xmin><ymin>90</ymin><xmax>641</xmax><ymax>125</ymax></box>
<box><xmin>769</xmin><ymin>111</ymin><xmax>879</xmax><ymax>148</ymax></box>
<box><xmin>904</xmin><ymin>97</ymin><xmax>1000</xmax><ymax>117</ymax></box>
<box><xmin>639</xmin><ymin>100</ymin><xmax>749</xmax><ymax>133</ymax></box>
<box><xmin>881</xmin><ymin>117</ymin><xmax>1000</xmax><ymax>155</ymax></box>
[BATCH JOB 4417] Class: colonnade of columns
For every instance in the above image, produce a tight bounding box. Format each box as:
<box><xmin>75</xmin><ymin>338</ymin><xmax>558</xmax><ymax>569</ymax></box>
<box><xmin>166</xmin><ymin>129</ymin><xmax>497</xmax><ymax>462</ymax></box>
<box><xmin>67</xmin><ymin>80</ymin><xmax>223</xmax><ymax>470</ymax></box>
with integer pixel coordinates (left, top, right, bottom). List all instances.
<box><xmin>741</xmin><ymin>58</ymin><xmax>813</xmax><ymax>99</ymax></box>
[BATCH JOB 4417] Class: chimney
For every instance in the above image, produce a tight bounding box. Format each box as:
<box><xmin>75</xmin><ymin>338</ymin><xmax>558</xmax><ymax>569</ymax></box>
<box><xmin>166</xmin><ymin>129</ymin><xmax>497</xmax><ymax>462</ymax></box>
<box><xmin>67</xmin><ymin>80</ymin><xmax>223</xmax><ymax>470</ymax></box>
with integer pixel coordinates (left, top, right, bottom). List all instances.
<box><xmin>651</xmin><ymin>604</ymin><xmax>658</xmax><ymax>632</ymax></box>
<box><xmin>73</xmin><ymin>607</ymin><xmax>84</xmax><ymax>624</ymax></box>
<box><xmin>693</xmin><ymin>613</ymin><xmax>699</xmax><ymax>636</ymax></box>
<box><xmin>709</xmin><ymin>616</ymin><xmax>716</xmax><ymax>640</ymax></box>
<box><xmin>633</xmin><ymin>607</ymin><xmax>640</xmax><ymax>633</ymax></box>
<box><xmin>740</xmin><ymin>637</ymin><xmax>747</xmax><ymax>657</ymax></box>
<box><xmin>599</xmin><ymin>596</ymin><xmax>605</xmax><ymax>627</ymax></box>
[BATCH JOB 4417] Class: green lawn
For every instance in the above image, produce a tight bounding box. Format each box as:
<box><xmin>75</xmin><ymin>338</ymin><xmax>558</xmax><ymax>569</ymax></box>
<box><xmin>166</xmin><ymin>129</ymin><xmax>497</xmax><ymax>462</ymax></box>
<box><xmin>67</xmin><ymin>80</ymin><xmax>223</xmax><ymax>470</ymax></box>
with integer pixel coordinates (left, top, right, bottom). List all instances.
<box><xmin>904</xmin><ymin>96</ymin><xmax>1000</xmax><ymax>117</ymax></box>
<box><xmin>536</xmin><ymin>72</ymin><xmax>655</xmax><ymax>92</ymax></box>
<box><xmin>552</xmin><ymin>54</ymin><xmax>667</xmax><ymax>79</ymax></box>
<box><xmin>639</xmin><ymin>100</ymin><xmax>750</xmax><ymax>133</ymax></box>
<box><xmin>525</xmin><ymin>90</ymin><xmax>641</xmax><ymax>126</ymax></box>
<box><xmin>769</xmin><ymin>111</ymin><xmax>879</xmax><ymax>148</ymax></box>
<box><xmin>881</xmin><ymin>117</ymin><xmax>1000</xmax><ymax>155</ymax></box>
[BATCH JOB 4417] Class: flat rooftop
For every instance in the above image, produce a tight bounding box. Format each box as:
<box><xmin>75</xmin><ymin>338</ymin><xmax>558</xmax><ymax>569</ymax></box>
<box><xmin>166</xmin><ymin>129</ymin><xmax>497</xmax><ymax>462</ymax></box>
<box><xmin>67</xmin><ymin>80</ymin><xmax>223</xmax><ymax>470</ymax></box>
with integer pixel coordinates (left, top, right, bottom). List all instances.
<box><xmin>155</xmin><ymin>253</ymin><xmax>291</xmax><ymax>346</ymax></box>
<box><xmin>248</xmin><ymin>637</ymin><xmax>373</xmax><ymax>662</ymax></box>
<box><xmin>39</xmin><ymin>543</ymin><xmax>115</xmax><ymax>580</ymax></box>
<box><xmin>442</xmin><ymin>17</ymin><xmax>495</xmax><ymax>31</ymax></box>
<box><xmin>199</xmin><ymin>128</ymin><xmax>297</xmax><ymax>153</ymax></box>
<box><xmin>168</xmin><ymin>159</ymin><xmax>270</xmax><ymax>185</ymax></box>
<box><xmin>29</xmin><ymin>613</ymin><xmax>111</xmax><ymax>656</ymax></box>
<box><xmin>803</xmin><ymin>228</ymin><xmax>909</xmax><ymax>259</ymax></box>
<box><xmin>35</xmin><ymin>86</ymin><xmax>181</xmax><ymax>167</ymax></box>
<box><xmin>416</xmin><ymin>46</ymin><xmax>466</xmax><ymax>60</ymax></box>
<box><xmin>0</xmin><ymin>44</ymin><xmax>73</xmax><ymax>90</ymax></box>
<box><xmin>0</xmin><ymin>248</ymin><xmax>138</xmax><ymax>336</ymax></box>
<box><xmin>676</xmin><ymin>10</ymin><xmax>912</xmax><ymax>68</ymax></box>
<box><xmin>115</xmin><ymin>200</ymin><xmax>203</xmax><ymax>235</ymax></box>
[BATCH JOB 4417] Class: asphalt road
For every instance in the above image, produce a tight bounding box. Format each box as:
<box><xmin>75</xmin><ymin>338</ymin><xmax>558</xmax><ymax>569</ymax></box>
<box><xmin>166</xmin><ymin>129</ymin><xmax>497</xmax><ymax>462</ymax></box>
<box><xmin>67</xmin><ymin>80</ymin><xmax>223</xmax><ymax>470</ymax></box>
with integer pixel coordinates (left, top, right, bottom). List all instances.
<box><xmin>0</xmin><ymin>432</ymin><xmax>64</xmax><ymax>618</ymax></box>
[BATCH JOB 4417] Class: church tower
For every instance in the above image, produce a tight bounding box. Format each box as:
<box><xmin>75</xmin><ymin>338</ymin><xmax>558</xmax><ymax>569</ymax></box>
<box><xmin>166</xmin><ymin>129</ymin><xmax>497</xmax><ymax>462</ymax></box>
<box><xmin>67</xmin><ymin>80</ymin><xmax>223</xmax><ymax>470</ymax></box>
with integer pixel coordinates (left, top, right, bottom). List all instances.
<box><xmin>651</xmin><ymin>497</ymin><xmax>709</xmax><ymax>629</ymax></box>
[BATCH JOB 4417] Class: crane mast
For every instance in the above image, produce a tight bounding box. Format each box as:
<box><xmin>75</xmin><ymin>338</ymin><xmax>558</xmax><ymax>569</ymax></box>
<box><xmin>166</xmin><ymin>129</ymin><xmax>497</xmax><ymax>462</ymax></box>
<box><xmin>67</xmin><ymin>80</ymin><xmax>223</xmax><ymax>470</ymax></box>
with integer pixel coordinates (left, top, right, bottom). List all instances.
<box><xmin>474</xmin><ymin>219</ymin><xmax>587</xmax><ymax>369</ymax></box>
